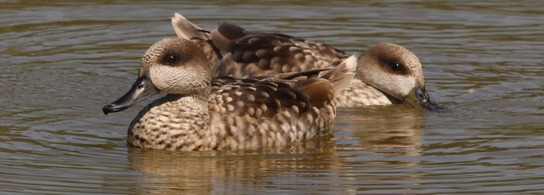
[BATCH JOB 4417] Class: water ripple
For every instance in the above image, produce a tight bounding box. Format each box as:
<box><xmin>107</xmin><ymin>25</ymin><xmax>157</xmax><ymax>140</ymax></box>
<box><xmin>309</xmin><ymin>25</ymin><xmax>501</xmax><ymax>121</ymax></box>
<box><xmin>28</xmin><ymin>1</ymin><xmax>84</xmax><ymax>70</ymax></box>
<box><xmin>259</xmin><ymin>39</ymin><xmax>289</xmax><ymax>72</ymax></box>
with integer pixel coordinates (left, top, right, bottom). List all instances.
<box><xmin>1</xmin><ymin>1</ymin><xmax>543</xmax><ymax>194</ymax></box>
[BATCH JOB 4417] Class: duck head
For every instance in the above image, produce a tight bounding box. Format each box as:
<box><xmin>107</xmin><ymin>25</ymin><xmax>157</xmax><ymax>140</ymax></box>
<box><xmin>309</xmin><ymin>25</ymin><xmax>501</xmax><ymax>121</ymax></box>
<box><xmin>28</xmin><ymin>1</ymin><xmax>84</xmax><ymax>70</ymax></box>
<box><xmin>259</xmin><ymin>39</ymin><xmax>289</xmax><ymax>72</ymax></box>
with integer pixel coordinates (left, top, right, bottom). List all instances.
<box><xmin>103</xmin><ymin>38</ymin><xmax>211</xmax><ymax>114</ymax></box>
<box><xmin>357</xmin><ymin>43</ymin><xmax>444</xmax><ymax>112</ymax></box>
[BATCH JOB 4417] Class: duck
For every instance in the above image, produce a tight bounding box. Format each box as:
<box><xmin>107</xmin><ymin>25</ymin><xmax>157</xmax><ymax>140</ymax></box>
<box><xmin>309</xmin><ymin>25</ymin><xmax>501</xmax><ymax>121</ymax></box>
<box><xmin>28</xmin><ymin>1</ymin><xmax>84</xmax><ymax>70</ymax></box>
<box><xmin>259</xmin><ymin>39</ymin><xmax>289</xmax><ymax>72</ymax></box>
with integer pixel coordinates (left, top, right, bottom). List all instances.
<box><xmin>171</xmin><ymin>13</ymin><xmax>443</xmax><ymax>111</ymax></box>
<box><xmin>102</xmin><ymin>38</ymin><xmax>357</xmax><ymax>151</ymax></box>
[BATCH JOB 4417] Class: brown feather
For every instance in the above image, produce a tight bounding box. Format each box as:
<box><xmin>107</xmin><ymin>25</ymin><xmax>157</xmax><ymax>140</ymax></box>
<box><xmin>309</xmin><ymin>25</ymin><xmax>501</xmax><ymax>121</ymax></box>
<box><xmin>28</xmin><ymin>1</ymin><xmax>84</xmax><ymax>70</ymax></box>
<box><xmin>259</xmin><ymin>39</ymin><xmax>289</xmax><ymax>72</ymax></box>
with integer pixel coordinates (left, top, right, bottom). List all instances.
<box><xmin>171</xmin><ymin>13</ymin><xmax>431</xmax><ymax>109</ymax></box>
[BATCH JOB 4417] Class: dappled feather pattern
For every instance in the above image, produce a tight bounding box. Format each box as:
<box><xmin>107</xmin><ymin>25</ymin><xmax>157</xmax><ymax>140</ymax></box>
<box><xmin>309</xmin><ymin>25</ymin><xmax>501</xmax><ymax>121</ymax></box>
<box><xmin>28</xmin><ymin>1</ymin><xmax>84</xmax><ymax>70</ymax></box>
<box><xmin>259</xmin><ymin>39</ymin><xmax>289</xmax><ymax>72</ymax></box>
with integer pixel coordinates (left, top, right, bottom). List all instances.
<box><xmin>210</xmin><ymin>77</ymin><xmax>311</xmax><ymax>118</ymax></box>
<box><xmin>190</xmin><ymin>38</ymin><xmax>222</xmax><ymax>67</ymax></box>
<box><xmin>171</xmin><ymin>14</ymin><xmax>438</xmax><ymax>109</ymax></box>
<box><xmin>212</xmin><ymin>22</ymin><xmax>348</xmax><ymax>78</ymax></box>
<box><xmin>207</xmin><ymin>76</ymin><xmax>335</xmax><ymax>150</ymax></box>
<box><xmin>105</xmin><ymin>38</ymin><xmax>357</xmax><ymax>151</ymax></box>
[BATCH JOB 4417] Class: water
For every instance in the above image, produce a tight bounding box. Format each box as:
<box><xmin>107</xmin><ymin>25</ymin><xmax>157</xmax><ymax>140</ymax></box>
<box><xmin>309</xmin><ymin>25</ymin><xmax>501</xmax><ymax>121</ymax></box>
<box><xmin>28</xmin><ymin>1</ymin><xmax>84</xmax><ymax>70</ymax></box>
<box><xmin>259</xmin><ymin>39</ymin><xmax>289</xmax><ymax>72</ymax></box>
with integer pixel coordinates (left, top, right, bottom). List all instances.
<box><xmin>1</xmin><ymin>1</ymin><xmax>544</xmax><ymax>194</ymax></box>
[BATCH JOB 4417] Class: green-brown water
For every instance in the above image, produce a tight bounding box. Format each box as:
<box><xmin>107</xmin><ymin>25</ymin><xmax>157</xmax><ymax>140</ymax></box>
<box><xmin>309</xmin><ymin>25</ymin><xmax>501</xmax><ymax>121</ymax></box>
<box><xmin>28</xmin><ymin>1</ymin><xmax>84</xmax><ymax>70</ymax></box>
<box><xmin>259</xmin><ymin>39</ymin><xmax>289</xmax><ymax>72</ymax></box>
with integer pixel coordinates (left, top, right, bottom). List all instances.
<box><xmin>2</xmin><ymin>1</ymin><xmax>544</xmax><ymax>194</ymax></box>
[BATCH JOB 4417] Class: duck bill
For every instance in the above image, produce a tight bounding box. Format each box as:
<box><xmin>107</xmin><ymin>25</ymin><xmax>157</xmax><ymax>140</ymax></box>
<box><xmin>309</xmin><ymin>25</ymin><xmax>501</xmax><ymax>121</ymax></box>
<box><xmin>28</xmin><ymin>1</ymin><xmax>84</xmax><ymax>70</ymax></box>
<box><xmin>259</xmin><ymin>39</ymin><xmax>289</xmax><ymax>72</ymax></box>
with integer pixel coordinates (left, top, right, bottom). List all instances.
<box><xmin>404</xmin><ymin>85</ymin><xmax>444</xmax><ymax>112</ymax></box>
<box><xmin>102</xmin><ymin>72</ymin><xmax>158</xmax><ymax>115</ymax></box>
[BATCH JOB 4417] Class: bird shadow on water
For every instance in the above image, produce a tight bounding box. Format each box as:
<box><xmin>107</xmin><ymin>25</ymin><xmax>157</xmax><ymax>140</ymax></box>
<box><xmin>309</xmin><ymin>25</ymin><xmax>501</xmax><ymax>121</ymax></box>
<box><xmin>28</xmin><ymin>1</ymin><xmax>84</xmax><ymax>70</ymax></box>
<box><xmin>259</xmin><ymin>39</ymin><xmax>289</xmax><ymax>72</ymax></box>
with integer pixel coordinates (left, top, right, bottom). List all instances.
<box><xmin>125</xmin><ymin>105</ymin><xmax>431</xmax><ymax>194</ymax></box>
<box><xmin>126</xmin><ymin>136</ymin><xmax>340</xmax><ymax>194</ymax></box>
<box><xmin>334</xmin><ymin>105</ymin><xmax>426</xmax><ymax>152</ymax></box>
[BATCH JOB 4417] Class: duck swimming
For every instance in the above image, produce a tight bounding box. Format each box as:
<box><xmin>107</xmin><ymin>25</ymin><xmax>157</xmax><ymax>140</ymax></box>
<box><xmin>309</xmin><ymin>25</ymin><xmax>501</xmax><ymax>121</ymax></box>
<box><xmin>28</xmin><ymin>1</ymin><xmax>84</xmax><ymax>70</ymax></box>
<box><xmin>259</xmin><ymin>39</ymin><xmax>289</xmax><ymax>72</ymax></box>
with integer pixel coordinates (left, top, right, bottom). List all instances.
<box><xmin>102</xmin><ymin>38</ymin><xmax>357</xmax><ymax>151</ymax></box>
<box><xmin>171</xmin><ymin>13</ymin><xmax>444</xmax><ymax>111</ymax></box>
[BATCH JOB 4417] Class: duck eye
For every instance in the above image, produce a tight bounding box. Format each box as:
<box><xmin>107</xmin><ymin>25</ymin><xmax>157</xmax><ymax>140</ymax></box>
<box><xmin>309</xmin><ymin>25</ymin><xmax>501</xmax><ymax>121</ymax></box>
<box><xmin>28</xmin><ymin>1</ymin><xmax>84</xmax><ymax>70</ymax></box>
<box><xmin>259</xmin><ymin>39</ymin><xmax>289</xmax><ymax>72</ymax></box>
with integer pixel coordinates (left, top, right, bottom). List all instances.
<box><xmin>165</xmin><ymin>54</ymin><xmax>179</xmax><ymax>65</ymax></box>
<box><xmin>389</xmin><ymin>62</ymin><xmax>402</xmax><ymax>72</ymax></box>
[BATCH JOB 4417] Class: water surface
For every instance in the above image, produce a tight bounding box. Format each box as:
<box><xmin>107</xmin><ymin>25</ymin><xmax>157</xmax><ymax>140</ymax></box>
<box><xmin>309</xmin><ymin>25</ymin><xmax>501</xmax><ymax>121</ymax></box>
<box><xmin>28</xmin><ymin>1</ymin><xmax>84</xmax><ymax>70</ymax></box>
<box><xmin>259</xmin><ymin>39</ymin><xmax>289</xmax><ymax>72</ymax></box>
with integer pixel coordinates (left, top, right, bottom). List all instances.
<box><xmin>1</xmin><ymin>1</ymin><xmax>544</xmax><ymax>194</ymax></box>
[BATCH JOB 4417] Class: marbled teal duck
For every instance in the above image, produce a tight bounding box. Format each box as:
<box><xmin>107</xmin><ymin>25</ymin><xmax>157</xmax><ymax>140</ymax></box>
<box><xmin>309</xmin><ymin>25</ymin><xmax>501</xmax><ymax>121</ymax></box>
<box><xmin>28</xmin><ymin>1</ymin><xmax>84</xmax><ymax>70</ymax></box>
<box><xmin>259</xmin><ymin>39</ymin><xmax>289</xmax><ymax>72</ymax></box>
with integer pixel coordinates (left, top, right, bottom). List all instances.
<box><xmin>171</xmin><ymin>13</ymin><xmax>443</xmax><ymax>111</ymax></box>
<box><xmin>103</xmin><ymin>38</ymin><xmax>357</xmax><ymax>151</ymax></box>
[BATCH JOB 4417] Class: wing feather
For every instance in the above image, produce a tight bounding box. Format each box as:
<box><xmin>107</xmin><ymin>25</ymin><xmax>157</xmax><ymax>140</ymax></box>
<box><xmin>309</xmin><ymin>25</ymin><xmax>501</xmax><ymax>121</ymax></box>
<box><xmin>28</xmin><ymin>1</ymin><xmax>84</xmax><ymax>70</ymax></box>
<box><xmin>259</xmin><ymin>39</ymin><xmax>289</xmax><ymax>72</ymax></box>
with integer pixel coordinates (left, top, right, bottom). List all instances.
<box><xmin>210</xmin><ymin>22</ymin><xmax>349</xmax><ymax>78</ymax></box>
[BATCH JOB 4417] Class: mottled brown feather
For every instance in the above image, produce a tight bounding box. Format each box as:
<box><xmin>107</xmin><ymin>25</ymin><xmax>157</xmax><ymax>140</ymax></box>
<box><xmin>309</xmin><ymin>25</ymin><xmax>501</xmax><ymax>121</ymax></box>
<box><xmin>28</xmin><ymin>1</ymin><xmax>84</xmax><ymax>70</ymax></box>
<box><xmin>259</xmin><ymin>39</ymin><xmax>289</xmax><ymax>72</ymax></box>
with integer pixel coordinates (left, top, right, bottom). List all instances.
<box><xmin>171</xmin><ymin>13</ymin><xmax>431</xmax><ymax>108</ymax></box>
<box><xmin>113</xmin><ymin>38</ymin><xmax>356</xmax><ymax>151</ymax></box>
<box><xmin>210</xmin><ymin>22</ymin><xmax>347</xmax><ymax>78</ymax></box>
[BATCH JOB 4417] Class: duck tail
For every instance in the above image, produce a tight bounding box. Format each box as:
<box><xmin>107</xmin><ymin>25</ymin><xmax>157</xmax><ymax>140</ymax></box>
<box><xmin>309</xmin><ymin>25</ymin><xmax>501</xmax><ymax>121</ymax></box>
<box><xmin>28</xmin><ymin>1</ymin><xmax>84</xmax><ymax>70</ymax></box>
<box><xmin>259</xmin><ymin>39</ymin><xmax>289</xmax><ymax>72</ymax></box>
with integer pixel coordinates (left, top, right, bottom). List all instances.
<box><xmin>318</xmin><ymin>55</ymin><xmax>357</xmax><ymax>96</ymax></box>
<box><xmin>171</xmin><ymin>13</ymin><xmax>210</xmax><ymax>40</ymax></box>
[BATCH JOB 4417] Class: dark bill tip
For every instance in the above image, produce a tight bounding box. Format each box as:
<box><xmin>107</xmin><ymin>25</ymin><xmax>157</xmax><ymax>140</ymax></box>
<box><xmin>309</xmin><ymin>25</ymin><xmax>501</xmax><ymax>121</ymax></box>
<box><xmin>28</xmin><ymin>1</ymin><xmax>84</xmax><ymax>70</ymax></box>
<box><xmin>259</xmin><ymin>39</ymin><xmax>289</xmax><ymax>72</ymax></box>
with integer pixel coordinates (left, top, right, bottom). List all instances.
<box><xmin>102</xmin><ymin>103</ymin><xmax>127</xmax><ymax>115</ymax></box>
<box><xmin>419</xmin><ymin>97</ymin><xmax>449</xmax><ymax>113</ymax></box>
<box><xmin>103</xmin><ymin>105</ymin><xmax>111</xmax><ymax>115</ymax></box>
<box><xmin>405</xmin><ymin>85</ymin><xmax>448</xmax><ymax>113</ymax></box>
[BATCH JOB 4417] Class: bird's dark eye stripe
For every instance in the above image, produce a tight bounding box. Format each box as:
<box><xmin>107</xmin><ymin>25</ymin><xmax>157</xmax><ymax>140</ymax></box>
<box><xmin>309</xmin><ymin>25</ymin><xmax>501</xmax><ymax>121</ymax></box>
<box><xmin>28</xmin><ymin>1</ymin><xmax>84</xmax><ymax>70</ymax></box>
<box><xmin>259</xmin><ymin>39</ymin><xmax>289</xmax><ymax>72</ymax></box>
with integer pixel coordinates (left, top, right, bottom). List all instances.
<box><xmin>164</xmin><ymin>54</ymin><xmax>181</xmax><ymax>65</ymax></box>
<box><xmin>390</xmin><ymin>62</ymin><xmax>399</xmax><ymax>71</ymax></box>
<box><xmin>167</xmin><ymin>55</ymin><xmax>177</xmax><ymax>64</ymax></box>
<box><xmin>388</xmin><ymin>62</ymin><xmax>403</xmax><ymax>72</ymax></box>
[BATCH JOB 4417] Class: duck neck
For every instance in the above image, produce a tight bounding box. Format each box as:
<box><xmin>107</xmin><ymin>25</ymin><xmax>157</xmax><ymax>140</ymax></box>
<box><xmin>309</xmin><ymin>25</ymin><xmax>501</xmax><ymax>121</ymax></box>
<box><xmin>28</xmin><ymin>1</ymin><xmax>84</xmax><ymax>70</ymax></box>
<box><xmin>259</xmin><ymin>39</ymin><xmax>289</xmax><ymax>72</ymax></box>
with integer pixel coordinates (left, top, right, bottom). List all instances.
<box><xmin>128</xmin><ymin>90</ymin><xmax>211</xmax><ymax>151</ymax></box>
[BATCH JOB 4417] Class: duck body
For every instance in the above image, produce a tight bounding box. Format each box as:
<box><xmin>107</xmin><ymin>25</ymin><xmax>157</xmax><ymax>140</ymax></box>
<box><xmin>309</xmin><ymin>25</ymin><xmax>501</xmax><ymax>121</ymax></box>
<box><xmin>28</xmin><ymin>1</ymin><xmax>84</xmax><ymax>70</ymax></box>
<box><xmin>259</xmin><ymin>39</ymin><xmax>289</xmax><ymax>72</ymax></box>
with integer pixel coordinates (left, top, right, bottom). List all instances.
<box><xmin>172</xmin><ymin>13</ymin><xmax>444</xmax><ymax>111</ymax></box>
<box><xmin>103</xmin><ymin>38</ymin><xmax>357</xmax><ymax>151</ymax></box>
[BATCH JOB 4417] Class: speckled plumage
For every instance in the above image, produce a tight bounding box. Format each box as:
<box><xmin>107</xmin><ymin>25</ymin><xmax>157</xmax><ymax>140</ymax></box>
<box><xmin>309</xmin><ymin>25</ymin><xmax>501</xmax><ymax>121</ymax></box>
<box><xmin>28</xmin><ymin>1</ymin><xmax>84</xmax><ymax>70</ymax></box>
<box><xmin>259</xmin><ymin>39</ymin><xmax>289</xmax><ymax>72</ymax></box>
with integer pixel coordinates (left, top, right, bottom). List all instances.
<box><xmin>171</xmin><ymin>13</ymin><xmax>435</xmax><ymax>108</ymax></box>
<box><xmin>105</xmin><ymin>38</ymin><xmax>356</xmax><ymax>151</ymax></box>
